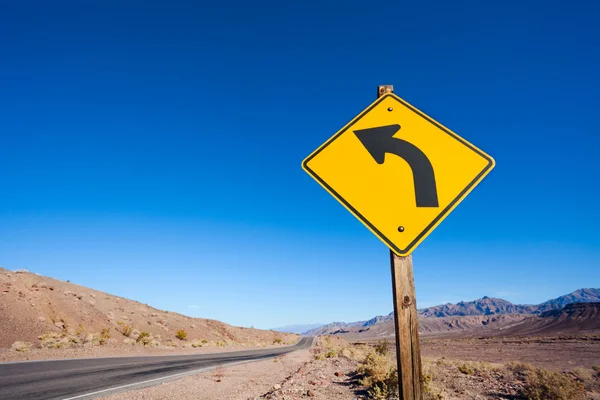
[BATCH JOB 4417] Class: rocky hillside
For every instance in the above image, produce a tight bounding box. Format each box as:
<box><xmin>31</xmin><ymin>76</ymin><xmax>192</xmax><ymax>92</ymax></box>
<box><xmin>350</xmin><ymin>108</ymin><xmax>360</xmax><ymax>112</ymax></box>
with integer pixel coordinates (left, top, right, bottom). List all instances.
<box><xmin>497</xmin><ymin>302</ymin><xmax>600</xmax><ymax>336</ymax></box>
<box><xmin>304</xmin><ymin>289</ymin><xmax>600</xmax><ymax>336</ymax></box>
<box><xmin>535</xmin><ymin>289</ymin><xmax>600</xmax><ymax>313</ymax></box>
<box><xmin>0</xmin><ymin>268</ymin><xmax>297</xmax><ymax>351</ymax></box>
<box><xmin>418</xmin><ymin>297</ymin><xmax>535</xmax><ymax>317</ymax></box>
<box><xmin>303</xmin><ymin>320</ymin><xmax>373</xmax><ymax>336</ymax></box>
<box><xmin>418</xmin><ymin>289</ymin><xmax>600</xmax><ymax>318</ymax></box>
<box><xmin>335</xmin><ymin>313</ymin><xmax>531</xmax><ymax>339</ymax></box>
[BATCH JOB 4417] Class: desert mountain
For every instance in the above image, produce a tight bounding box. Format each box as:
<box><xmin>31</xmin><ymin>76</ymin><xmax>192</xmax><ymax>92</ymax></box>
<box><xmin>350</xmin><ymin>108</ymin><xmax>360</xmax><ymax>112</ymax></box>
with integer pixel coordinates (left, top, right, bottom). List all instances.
<box><xmin>0</xmin><ymin>268</ymin><xmax>297</xmax><ymax>351</ymax></box>
<box><xmin>303</xmin><ymin>320</ymin><xmax>375</xmax><ymax>337</ymax></box>
<box><xmin>419</xmin><ymin>289</ymin><xmax>600</xmax><ymax>318</ymax></box>
<box><xmin>534</xmin><ymin>289</ymin><xmax>600</xmax><ymax>313</ymax></box>
<box><xmin>271</xmin><ymin>324</ymin><xmax>324</xmax><ymax>334</ymax></box>
<box><xmin>494</xmin><ymin>302</ymin><xmax>600</xmax><ymax>336</ymax></box>
<box><xmin>419</xmin><ymin>297</ymin><xmax>535</xmax><ymax>317</ymax></box>
<box><xmin>304</xmin><ymin>288</ymin><xmax>600</xmax><ymax>336</ymax></box>
<box><xmin>307</xmin><ymin>303</ymin><xmax>600</xmax><ymax>339</ymax></box>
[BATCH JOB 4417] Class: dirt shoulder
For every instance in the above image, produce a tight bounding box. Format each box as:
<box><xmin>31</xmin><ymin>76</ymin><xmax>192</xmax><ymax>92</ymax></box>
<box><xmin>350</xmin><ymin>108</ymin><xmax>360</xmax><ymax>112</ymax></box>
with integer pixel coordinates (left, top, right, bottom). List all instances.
<box><xmin>103</xmin><ymin>347</ymin><xmax>314</xmax><ymax>400</ymax></box>
<box><xmin>104</xmin><ymin>337</ymin><xmax>362</xmax><ymax>400</ymax></box>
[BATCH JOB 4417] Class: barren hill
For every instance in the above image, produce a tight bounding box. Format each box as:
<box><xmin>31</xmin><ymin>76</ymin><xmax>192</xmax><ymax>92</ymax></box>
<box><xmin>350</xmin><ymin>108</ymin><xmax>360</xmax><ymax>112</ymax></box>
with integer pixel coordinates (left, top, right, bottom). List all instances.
<box><xmin>494</xmin><ymin>302</ymin><xmax>600</xmax><ymax>336</ymax></box>
<box><xmin>0</xmin><ymin>268</ymin><xmax>296</xmax><ymax>353</ymax></box>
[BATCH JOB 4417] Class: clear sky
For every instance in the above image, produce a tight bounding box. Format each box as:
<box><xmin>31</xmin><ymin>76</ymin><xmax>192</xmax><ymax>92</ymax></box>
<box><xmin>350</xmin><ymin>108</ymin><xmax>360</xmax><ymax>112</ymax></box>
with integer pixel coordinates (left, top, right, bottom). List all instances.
<box><xmin>1</xmin><ymin>1</ymin><xmax>599</xmax><ymax>329</ymax></box>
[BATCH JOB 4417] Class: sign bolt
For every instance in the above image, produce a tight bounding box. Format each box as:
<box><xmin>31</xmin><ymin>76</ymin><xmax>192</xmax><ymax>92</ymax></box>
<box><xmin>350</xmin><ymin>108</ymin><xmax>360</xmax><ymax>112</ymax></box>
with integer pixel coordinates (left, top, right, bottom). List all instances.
<box><xmin>387</xmin><ymin>107</ymin><xmax>393</xmax><ymax>111</ymax></box>
<box><xmin>398</xmin><ymin>226</ymin><xmax>405</xmax><ymax>232</ymax></box>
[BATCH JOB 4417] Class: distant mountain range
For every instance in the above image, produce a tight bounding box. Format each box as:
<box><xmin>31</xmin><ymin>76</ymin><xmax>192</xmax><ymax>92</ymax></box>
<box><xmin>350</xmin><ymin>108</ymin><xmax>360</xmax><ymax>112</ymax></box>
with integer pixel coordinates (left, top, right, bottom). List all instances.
<box><xmin>419</xmin><ymin>288</ymin><xmax>600</xmax><ymax>317</ymax></box>
<box><xmin>271</xmin><ymin>323</ymin><xmax>324</xmax><ymax>334</ymax></box>
<box><xmin>303</xmin><ymin>288</ymin><xmax>600</xmax><ymax>336</ymax></box>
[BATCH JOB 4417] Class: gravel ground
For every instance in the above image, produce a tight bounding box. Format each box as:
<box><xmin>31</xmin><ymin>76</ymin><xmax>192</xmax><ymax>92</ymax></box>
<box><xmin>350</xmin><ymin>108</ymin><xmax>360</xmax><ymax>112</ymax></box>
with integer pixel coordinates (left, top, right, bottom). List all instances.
<box><xmin>420</xmin><ymin>335</ymin><xmax>600</xmax><ymax>370</ymax></box>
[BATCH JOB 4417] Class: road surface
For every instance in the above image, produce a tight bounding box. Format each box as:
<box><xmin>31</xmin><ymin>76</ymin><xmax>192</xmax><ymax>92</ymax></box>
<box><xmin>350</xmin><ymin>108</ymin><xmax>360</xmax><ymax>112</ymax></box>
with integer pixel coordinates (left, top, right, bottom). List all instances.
<box><xmin>0</xmin><ymin>337</ymin><xmax>313</xmax><ymax>400</ymax></box>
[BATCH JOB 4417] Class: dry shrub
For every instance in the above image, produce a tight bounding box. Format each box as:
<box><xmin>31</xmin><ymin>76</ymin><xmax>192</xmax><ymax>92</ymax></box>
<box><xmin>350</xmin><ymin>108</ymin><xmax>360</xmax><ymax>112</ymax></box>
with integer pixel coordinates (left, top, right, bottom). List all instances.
<box><xmin>358</xmin><ymin>351</ymin><xmax>398</xmax><ymax>400</ymax></box>
<box><xmin>509</xmin><ymin>363</ymin><xmax>585</xmax><ymax>400</ymax></box>
<box><xmin>422</xmin><ymin>365</ymin><xmax>444</xmax><ymax>400</ymax></box>
<box><xmin>39</xmin><ymin>332</ymin><xmax>63</xmax><ymax>348</ymax></box>
<box><xmin>368</xmin><ymin>368</ymin><xmax>398</xmax><ymax>400</ymax></box>
<box><xmin>374</xmin><ymin>340</ymin><xmax>389</xmax><ymax>356</ymax></box>
<box><xmin>136</xmin><ymin>332</ymin><xmax>152</xmax><ymax>345</ymax></box>
<box><xmin>273</xmin><ymin>337</ymin><xmax>282</xmax><ymax>344</ymax></box>
<box><xmin>98</xmin><ymin>328</ymin><xmax>110</xmax><ymax>345</ymax></box>
<box><xmin>359</xmin><ymin>351</ymin><xmax>390</xmax><ymax>386</ymax></box>
<box><xmin>85</xmin><ymin>333</ymin><xmax>100</xmax><ymax>346</ymax></box>
<box><xmin>11</xmin><ymin>341</ymin><xmax>31</xmax><ymax>352</ymax></box>
<box><xmin>325</xmin><ymin>349</ymin><xmax>337</xmax><ymax>358</ymax></box>
<box><xmin>117</xmin><ymin>321</ymin><xmax>133</xmax><ymax>337</ymax></box>
<box><xmin>357</xmin><ymin>350</ymin><xmax>399</xmax><ymax>399</ymax></box>
<box><xmin>571</xmin><ymin>367</ymin><xmax>600</xmax><ymax>393</ymax></box>
<box><xmin>338</xmin><ymin>346</ymin><xmax>356</xmax><ymax>359</ymax></box>
<box><xmin>458</xmin><ymin>362</ymin><xmax>474</xmax><ymax>375</ymax></box>
<box><xmin>314</xmin><ymin>348</ymin><xmax>338</xmax><ymax>360</ymax></box>
<box><xmin>175</xmin><ymin>329</ymin><xmax>187</xmax><ymax>341</ymax></box>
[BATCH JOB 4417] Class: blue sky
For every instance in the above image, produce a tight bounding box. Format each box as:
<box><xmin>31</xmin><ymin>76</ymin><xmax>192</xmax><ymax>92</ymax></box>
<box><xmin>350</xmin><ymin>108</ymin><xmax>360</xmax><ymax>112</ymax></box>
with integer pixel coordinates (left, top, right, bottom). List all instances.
<box><xmin>1</xmin><ymin>1</ymin><xmax>599</xmax><ymax>329</ymax></box>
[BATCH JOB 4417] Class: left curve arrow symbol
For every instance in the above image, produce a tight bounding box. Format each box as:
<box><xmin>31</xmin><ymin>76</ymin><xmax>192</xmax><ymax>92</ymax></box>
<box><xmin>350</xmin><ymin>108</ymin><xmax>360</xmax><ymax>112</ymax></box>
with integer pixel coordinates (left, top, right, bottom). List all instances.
<box><xmin>354</xmin><ymin>124</ymin><xmax>439</xmax><ymax>208</ymax></box>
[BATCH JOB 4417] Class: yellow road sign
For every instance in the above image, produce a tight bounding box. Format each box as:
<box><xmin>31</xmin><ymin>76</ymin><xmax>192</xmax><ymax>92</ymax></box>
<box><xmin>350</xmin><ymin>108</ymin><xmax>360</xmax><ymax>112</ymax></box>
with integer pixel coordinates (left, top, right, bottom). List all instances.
<box><xmin>302</xmin><ymin>93</ymin><xmax>495</xmax><ymax>255</ymax></box>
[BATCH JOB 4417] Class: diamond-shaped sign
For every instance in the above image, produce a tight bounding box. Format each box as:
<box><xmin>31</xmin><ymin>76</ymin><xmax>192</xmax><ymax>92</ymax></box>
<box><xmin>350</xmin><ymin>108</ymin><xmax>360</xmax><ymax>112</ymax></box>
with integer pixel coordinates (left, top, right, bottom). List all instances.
<box><xmin>302</xmin><ymin>93</ymin><xmax>495</xmax><ymax>255</ymax></box>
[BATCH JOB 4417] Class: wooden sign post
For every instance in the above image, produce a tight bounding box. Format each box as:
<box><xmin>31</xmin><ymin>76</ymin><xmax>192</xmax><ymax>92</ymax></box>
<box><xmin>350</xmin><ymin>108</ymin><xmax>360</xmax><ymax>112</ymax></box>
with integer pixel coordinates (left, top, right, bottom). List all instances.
<box><xmin>378</xmin><ymin>84</ymin><xmax>423</xmax><ymax>400</ymax></box>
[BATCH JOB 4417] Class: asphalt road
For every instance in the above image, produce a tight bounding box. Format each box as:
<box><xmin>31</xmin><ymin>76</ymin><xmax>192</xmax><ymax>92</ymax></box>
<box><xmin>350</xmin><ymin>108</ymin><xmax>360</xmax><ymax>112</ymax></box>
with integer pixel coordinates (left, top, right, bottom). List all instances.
<box><xmin>0</xmin><ymin>337</ymin><xmax>313</xmax><ymax>400</ymax></box>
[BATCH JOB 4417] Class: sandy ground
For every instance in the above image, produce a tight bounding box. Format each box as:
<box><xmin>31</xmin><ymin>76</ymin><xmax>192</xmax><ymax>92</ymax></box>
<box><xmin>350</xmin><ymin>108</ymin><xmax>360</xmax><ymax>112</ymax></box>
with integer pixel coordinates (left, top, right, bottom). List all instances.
<box><xmin>420</xmin><ymin>335</ymin><xmax>600</xmax><ymax>370</ymax></box>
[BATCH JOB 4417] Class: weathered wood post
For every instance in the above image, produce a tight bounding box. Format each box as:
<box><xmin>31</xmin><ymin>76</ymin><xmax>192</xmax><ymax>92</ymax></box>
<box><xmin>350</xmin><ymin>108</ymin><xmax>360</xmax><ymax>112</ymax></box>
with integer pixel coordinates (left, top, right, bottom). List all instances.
<box><xmin>378</xmin><ymin>84</ymin><xmax>423</xmax><ymax>400</ymax></box>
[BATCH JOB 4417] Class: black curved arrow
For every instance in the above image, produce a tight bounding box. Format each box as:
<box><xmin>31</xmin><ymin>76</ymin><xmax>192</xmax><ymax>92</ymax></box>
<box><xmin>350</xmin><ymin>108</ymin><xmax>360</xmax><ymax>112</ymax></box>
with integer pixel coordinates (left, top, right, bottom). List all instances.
<box><xmin>354</xmin><ymin>124</ymin><xmax>439</xmax><ymax>207</ymax></box>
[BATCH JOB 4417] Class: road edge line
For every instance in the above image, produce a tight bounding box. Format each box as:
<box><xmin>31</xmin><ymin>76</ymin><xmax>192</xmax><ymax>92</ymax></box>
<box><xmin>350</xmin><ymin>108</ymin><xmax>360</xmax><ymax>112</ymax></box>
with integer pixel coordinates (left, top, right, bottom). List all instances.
<box><xmin>60</xmin><ymin>359</ymin><xmax>260</xmax><ymax>400</ymax></box>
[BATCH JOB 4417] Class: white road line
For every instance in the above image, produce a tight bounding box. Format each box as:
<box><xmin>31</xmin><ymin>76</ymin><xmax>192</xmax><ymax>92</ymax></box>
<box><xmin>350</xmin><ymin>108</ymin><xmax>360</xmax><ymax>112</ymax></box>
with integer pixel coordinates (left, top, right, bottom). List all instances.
<box><xmin>59</xmin><ymin>353</ymin><xmax>294</xmax><ymax>400</ymax></box>
<box><xmin>61</xmin><ymin>364</ymin><xmax>220</xmax><ymax>400</ymax></box>
<box><xmin>56</xmin><ymin>339</ymin><xmax>311</xmax><ymax>399</ymax></box>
